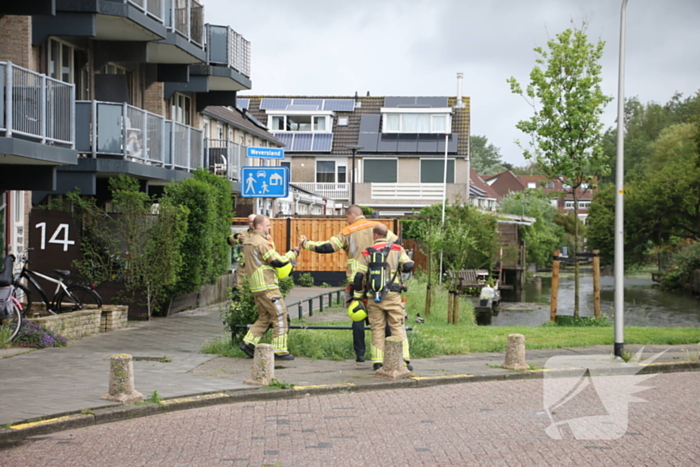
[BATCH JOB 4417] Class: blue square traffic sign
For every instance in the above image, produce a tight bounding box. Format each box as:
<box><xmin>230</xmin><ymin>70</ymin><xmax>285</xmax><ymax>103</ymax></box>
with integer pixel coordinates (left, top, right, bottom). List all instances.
<box><xmin>240</xmin><ymin>166</ymin><xmax>289</xmax><ymax>198</ymax></box>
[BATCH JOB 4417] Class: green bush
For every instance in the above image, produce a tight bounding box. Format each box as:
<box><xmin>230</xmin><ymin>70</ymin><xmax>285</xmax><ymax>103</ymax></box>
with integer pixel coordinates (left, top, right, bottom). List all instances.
<box><xmin>297</xmin><ymin>272</ymin><xmax>315</xmax><ymax>287</ymax></box>
<box><xmin>660</xmin><ymin>242</ymin><xmax>700</xmax><ymax>291</ymax></box>
<box><xmin>164</xmin><ymin>169</ymin><xmax>233</xmax><ymax>294</ymax></box>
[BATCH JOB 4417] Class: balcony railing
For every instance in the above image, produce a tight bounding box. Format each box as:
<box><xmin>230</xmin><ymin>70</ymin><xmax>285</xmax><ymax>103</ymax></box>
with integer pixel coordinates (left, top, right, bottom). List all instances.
<box><xmin>0</xmin><ymin>61</ymin><xmax>75</xmax><ymax>148</ymax></box>
<box><xmin>206</xmin><ymin>24</ymin><xmax>251</xmax><ymax>78</ymax></box>
<box><xmin>371</xmin><ymin>183</ymin><xmax>446</xmax><ymax>200</ymax></box>
<box><xmin>125</xmin><ymin>0</ymin><xmax>165</xmax><ymax>23</ymax></box>
<box><xmin>293</xmin><ymin>183</ymin><xmax>349</xmax><ymax>200</ymax></box>
<box><xmin>204</xmin><ymin>138</ymin><xmax>244</xmax><ymax>181</ymax></box>
<box><xmin>167</xmin><ymin>0</ymin><xmax>204</xmax><ymax>47</ymax></box>
<box><xmin>76</xmin><ymin>100</ymin><xmax>202</xmax><ymax>172</ymax></box>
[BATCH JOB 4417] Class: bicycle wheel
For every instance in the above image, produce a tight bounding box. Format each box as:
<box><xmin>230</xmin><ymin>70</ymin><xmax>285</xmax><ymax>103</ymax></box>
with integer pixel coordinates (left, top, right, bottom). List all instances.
<box><xmin>0</xmin><ymin>301</ymin><xmax>22</xmax><ymax>344</ymax></box>
<box><xmin>55</xmin><ymin>285</ymin><xmax>102</xmax><ymax>314</ymax></box>
<box><xmin>13</xmin><ymin>283</ymin><xmax>32</xmax><ymax>317</ymax></box>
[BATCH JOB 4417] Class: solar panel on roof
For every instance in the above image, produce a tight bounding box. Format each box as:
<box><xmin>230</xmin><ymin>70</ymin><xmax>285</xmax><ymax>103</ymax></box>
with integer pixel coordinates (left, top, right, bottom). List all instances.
<box><xmin>271</xmin><ymin>132</ymin><xmax>293</xmax><ymax>148</ymax></box>
<box><xmin>260</xmin><ymin>98</ymin><xmax>292</xmax><ymax>110</ymax></box>
<box><xmin>236</xmin><ymin>99</ymin><xmax>250</xmax><ymax>110</ymax></box>
<box><xmin>292</xmin><ymin>133</ymin><xmax>312</xmax><ymax>151</ymax></box>
<box><xmin>311</xmin><ymin>133</ymin><xmax>333</xmax><ymax>151</ymax></box>
<box><xmin>286</xmin><ymin>105</ymin><xmax>320</xmax><ymax>111</ymax></box>
<box><xmin>323</xmin><ymin>99</ymin><xmax>355</xmax><ymax>111</ymax></box>
<box><xmin>291</xmin><ymin>99</ymin><xmax>323</xmax><ymax>107</ymax></box>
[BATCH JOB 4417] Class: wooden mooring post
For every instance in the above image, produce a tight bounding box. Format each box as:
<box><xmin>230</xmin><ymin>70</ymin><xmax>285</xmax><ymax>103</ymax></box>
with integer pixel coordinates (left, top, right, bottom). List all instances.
<box><xmin>593</xmin><ymin>250</ymin><xmax>601</xmax><ymax>320</ymax></box>
<box><xmin>550</xmin><ymin>249</ymin><xmax>560</xmax><ymax>322</ymax></box>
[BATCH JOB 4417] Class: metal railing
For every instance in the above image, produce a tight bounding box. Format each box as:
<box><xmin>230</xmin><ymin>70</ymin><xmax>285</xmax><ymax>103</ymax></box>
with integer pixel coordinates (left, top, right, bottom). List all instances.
<box><xmin>170</xmin><ymin>0</ymin><xmax>204</xmax><ymax>47</ymax></box>
<box><xmin>206</xmin><ymin>24</ymin><xmax>251</xmax><ymax>78</ymax></box>
<box><xmin>126</xmin><ymin>0</ymin><xmax>164</xmax><ymax>23</ymax></box>
<box><xmin>76</xmin><ymin>100</ymin><xmax>202</xmax><ymax>172</ymax></box>
<box><xmin>293</xmin><ymin>182</ymin><xmax>349</xmax><ymax>200</ymax></box>
<box><xmin>0</xmin><ymin>61</ymin><xmax>75</xmax><ymax>148</ymax></box>
<box><xmin>371</xmin><ymin>183</ymin><xmax>446</xmax><ymax>200</ymax></box>
<box><xmin>170</xmin><ymin>120</ymin><xmax>203</xmax><ymax>171</ymax></box>
<box><xmin>204</xmin><ymin>138</ymin><xmax>244</xmax><ymax>181</ymax></box>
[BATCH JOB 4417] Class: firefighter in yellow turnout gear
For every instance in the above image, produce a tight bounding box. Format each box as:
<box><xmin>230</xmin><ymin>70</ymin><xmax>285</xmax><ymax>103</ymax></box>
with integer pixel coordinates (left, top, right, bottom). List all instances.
<box><xmin>240</xmin><ymin>215</ymin><xmax>301</xmax><ymax>361</ymax></box>
<box><xmin>353</xmin><ymin>223</ymin><xmax>414</xmax><ymax>371</ymax></box>
<box><xmin>300</xmin><ymin>205</ymin><xmax>398</xmax><ymax>362</ymax></box>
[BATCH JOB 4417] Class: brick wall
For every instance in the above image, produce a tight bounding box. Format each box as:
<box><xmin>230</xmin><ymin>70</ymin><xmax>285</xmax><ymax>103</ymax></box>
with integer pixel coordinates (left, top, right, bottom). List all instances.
<box><xmin>29</xmin><ymin>309</ymin><xmax>102</xmax><ymax>340</ymax></box>
<box><xmin>0</xmin><ymin>16</ymin><xmax>32</xmax><ymax>68</ymax></box>
<box><xmin>144</xmin><ymin>81</ymin><xmax>166</xmax><ymax>116</ymax></box>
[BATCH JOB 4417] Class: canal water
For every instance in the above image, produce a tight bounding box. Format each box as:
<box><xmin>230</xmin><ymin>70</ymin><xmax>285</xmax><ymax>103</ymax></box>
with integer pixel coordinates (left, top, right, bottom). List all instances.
<box><xmin>493</xmin><ymin>273</ymin><xmax>700</xmax><ymax>327</ymax></box>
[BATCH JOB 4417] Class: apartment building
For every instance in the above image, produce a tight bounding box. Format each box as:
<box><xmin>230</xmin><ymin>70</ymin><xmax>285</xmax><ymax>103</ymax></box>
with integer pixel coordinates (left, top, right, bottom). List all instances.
<box><xmin>0</xmin><ymin>0</ymin><xmax>276</xmax><ymax>256</ymax></box>
<box><xmin>239</xmin><ymin>91</ymin><xmax>482</xmax><ymax>216</ymax></box>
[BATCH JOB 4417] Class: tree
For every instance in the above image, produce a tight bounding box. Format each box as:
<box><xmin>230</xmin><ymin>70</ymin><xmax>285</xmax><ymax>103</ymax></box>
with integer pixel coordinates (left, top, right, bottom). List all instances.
<box><xmin>470</xmin><ymin>135</ymin><xmax>506</xmax><ymax>175</ymax></box>
<box><xmin>498</xmin><ymin>189</ymin><xmax>565</xmax><ymax>268</ymax></box>
<box><xmin>507</xmin><ymin>24</ymin><xmax>612</xmax><ymax>318</ymax></box>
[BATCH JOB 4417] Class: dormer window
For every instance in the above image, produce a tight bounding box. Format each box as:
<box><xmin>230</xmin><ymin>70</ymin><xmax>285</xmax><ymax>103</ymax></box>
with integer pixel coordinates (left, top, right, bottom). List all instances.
<box><xmin>267</xmin><ymin>112</ymin><xmax>332</xmax><ymax>132</ymax></box>
<box><xmin>381</xmin><ymin>107</ymin><xmax>452</xmax><ymax>134</ymax></box>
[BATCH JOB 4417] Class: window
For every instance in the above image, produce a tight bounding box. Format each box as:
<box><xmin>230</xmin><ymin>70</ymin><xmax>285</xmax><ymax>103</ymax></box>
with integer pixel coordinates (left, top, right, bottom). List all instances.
<box><xmin>421</xmin><ymin>159</ymin><xmax>454</xmax><ymax>183</ymax></box>
<box><xmin>381</xmin><ymin>108</ymin><xmax>452</xmax><ymax>134</ymax></box>
<box><xmin>267</xmin><ymin>113</ymin><xmax>332</xmax><ymax>132</ymax></box>
<box><xmin>48</xmin><ymin>38</ymin><xmax>75</xmax><ymax>84</ymax></box>
<box><xmin>363</xmin><ymin>159</ymin><xmax>397</xmax><ymax>183</ymax></box>
<box><xmin>527</xmin><ymin>182</ymin><xmax>537</xmax><ymax>189</ymax></box>
<box><xmin>564</xmin><ymin>201</ymin><xmax>575</xmax><ymax>209</ymax></box>
<box><xmin>171</xmin><ymin>93</ymin><xmax>191</xmax><ymax>125</ymax></box>
<box><xmin>337</xmin><ymin>116</ymin><xmax>349</xmax><ymax>126</ymax></box>
<box><xmin>316</xmin><ymin>160</ymin><xmax>347</xmax><ymax>183</ymax></box>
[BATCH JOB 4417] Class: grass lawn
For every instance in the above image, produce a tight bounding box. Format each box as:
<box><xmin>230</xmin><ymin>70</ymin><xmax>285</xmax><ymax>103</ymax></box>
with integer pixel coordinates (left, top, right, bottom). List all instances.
<box><xmin>204</xmin><ymin>276</ymin><xmax>700</xmax><ymax>361</ymax></box>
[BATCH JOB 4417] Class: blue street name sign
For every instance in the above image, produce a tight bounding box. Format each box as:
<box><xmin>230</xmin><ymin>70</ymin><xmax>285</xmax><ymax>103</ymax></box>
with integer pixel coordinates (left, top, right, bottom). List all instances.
<box><xmin>240</xmin><ymin>166</ymin><xmax>289</xmax><ymax>198</ymax></box>
<box><xmin>246</xmin><ymin>146</ymin><xmax>285</xmax><ymax>159</ymax></box>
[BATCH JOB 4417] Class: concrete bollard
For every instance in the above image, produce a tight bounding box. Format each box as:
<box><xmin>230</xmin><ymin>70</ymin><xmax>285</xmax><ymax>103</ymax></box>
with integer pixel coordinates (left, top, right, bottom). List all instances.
<box><xmin>502</xmin><ymin>333</ymin><xmax>529</xmax><ymax>370</ymax></box>
<box><xmin>101</xmin><ymin>353</ymin><xmax>144</xmax><ymax>404</ymax></box>
<box><xmin>244</xmin><ymin>343</ymin><xmax>275</xmax><ymax>386</ymax></box>
<box><xmin>375</xmin><ymin>336</ymin><xmax>411</xmax><ymax>379</ymax></box>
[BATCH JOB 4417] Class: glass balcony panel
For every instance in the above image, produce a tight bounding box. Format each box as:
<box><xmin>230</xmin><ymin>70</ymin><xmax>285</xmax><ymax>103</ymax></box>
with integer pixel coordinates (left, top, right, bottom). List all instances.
<box><xmin>96</xmin><ymin>103</ymin><xmax>123</xmax><ymax>155</ymax></box>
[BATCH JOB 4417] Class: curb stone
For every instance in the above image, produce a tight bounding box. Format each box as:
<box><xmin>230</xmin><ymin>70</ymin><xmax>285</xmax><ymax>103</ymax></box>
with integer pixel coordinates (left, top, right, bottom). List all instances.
<box><xmin>1</xmin><ymin>360</ymin><xmax>698</xmax><ymax>447</ymax></box>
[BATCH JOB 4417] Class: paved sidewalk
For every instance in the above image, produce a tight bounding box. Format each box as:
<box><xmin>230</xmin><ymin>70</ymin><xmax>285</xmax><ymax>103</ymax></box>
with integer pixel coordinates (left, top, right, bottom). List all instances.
<box><xmin>1</xmin><ymin>285</ymin><xmax>698</xmax><ymax>444</ymax></box>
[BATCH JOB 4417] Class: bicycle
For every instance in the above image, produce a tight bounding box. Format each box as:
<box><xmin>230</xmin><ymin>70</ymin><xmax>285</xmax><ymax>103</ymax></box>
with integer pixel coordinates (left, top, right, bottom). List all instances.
<box><xmin>0</xmin><ymin>255</ymin><xmax>22</xmax><ymax>344</ymax></box>
<box><xmin>12</xmin><ymin>248</ymin><xmax>103</xmax><ymax>316</ymax></box>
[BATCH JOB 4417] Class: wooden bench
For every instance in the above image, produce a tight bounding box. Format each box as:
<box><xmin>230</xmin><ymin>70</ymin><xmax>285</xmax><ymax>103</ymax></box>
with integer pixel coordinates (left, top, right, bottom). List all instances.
<box><xmin>449</xmin><ymin>269</ymin><xmax>489</xmax><ymax>290</ymax></box>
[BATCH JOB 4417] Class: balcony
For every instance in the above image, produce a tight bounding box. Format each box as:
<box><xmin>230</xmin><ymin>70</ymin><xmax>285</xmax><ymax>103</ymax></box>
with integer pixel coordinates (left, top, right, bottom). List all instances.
<box><xmin>206</xmin><ymin>24</ymin><xmax>250</xmax><ymax>78</ymax></box>
<box><xmin>204</xmin><ymin>139</ymin><xmax>244</xmax><ymax>182</ymax></box>
<box><xmin>292</xmin><ymin>183</ymin><xmax>349</xmax><ymax>201</ymax></box>
<box><xmin>370</xmin><ymin>183</ymin><xmax>446</xmax><ymax>200</ymax></box>
<box><xmin>34</xmin><ymin>0</ymin><xmax>167</xmax><ymax>44</ymax></box>
<box><xmin>1</xmin><ymin>62</ymin><xmax>75</xmax><ymax>149</ymax></box>
<box><xmin>0</xmin><ymin>62</ymin><xmax>78</xmax><ymax>190</ymax></box>
<box><xmin>148</xmin><ymin>0</ymin><xmax>205</xmax><ymax>64</ymax></box>
<box><xmin>75</xmin><ymin>100</ymin><xmax>202</xmax><ymax>173</ymax></box>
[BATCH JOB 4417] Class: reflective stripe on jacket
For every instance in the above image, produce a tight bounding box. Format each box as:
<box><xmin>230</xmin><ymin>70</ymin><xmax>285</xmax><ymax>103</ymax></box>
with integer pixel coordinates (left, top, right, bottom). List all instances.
<box><xmin>242</xmin><ymin>230</ymin><xmax>297</xmax><ymax>293</ymax></box>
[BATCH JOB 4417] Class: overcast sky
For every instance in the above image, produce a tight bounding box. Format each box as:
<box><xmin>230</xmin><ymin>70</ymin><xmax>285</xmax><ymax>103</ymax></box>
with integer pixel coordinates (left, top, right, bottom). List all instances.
<box><xmin>206</xmin><ymin>0</ymin><xmax>700</xmax><ymax>167</ymax></box>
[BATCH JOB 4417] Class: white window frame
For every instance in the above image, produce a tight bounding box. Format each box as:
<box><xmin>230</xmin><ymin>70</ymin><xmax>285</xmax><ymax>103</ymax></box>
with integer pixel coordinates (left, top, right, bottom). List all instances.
<box><xmin>564</xmin><ymin>201</ymin><xmax>575</xmax><ymax>209</ymax></box>
<box><xmin>170</xmin><ymin>93</ymin><xmax>192</xmax><ymax>125</ymax></box>
<box><xmin>315</xmin><ymin>159</ymin><xmax>348</xmax><ymax>184</ymax></box>
<box><xmin>380</xmin><ymin>107</ymin><xmax>452</xmax><ymax>134</ymax></box>
<box><xmin>48</xmin><ymin>37</ymin><xmax>76</xmax><ymax>84</ymax></box>
<box><xmin>266</xmin><ymin>110</ymin><xmax>334</xmax><ymax>133</ymax></box>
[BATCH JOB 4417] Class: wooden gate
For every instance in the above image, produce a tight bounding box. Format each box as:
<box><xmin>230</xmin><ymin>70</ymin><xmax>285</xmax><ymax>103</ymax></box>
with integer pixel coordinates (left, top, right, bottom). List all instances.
<box><xmin>232</xmin><ymin>217</ymin><xmax>400</xmax><ymax>273</ymax></box>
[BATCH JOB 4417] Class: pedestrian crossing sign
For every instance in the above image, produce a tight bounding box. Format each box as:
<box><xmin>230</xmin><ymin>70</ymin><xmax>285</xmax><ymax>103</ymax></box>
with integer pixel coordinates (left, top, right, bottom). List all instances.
<box><xmin>240</xmin><ymin>166</ymin><xmax>289</xmax><ymax>198</ymax></box>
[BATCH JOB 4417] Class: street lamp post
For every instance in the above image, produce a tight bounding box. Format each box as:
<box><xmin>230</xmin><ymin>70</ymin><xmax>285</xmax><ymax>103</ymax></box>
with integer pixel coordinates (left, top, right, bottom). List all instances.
<box><xmin>343</xmin><ymin>145</ymin><xmax>363</xmax><ymax>205</ymax></box>
<box><xmin>614</xmin><ymin>0</ymin><xmax>629</xmax><ymax>358</ymax></box>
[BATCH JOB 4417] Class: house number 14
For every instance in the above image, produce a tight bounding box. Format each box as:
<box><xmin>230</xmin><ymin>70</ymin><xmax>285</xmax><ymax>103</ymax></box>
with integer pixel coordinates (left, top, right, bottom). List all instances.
<box><xmin>35</xmin><ymin>222</ymin><xmax>76</xmax><ymax>251</ymax></box>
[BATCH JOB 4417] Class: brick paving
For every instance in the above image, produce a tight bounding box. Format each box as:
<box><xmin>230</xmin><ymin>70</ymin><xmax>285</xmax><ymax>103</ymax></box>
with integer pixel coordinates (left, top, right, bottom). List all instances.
<box><xmin>2</xmin><ymin>371</ymin><xmax>699</xmax><ymax>466</ymax></box>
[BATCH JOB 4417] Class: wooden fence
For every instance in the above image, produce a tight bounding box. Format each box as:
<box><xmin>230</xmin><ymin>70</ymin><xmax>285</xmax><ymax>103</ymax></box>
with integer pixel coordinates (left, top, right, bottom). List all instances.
<box><xmin>232</xmin><ymin>217</ymin><xmax>400</xmax><ymax>272</ymax></box>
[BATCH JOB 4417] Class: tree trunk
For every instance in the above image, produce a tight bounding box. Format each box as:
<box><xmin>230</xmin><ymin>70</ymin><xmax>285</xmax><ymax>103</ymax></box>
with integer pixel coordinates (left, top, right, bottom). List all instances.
<box><xmin>573</xmin><ymin>192</ymin><xmax>580</xmax><ymax>320</ymax></box>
